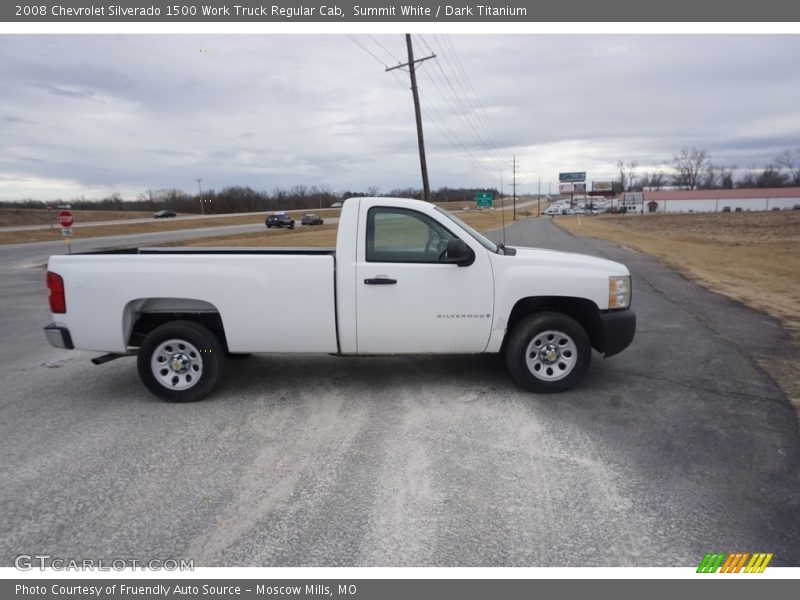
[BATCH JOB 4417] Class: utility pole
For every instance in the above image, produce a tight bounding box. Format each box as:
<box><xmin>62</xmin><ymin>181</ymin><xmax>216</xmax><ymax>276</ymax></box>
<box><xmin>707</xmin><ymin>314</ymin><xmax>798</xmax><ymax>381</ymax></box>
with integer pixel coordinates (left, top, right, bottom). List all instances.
<box><xmin>512</xmin><ymin>154</ymin><xmax>517</xmax><ymax>221</ymax></box>
<box><xmin>537</xmin><ymin>176</ymin><xmax>541</xmax><ymax>216</ymax></box>
<box><xmin>196</xmin><ymin>178</ymin><xmax>204</xmax><ymax>215</ymax></box>
<box><xmin>386</xmin><ymin>34</ymin><xmax>436</xmax><ymax>202</ymax></box>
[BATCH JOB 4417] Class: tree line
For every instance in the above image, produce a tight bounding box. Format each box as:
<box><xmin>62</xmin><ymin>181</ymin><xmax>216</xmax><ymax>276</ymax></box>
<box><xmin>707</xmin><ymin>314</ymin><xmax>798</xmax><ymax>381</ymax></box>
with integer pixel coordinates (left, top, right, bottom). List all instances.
<box><xmin>617</xmin><ymin>147</ymin><xmax>800</xmax><ymax>192</ymax></box>
<box><xmin>0</xmin><ymin>185</ymin><xmax>499</xmax><ymax>214</ymax></box>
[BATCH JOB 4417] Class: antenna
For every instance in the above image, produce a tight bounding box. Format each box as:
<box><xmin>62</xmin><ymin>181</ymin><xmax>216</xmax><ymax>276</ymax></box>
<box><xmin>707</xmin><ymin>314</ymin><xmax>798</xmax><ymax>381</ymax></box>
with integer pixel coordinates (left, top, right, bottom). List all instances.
<box><xmin>500</xmin><ymin>169</ymin><xmax>506</xmax><ymax>245</ymax></box>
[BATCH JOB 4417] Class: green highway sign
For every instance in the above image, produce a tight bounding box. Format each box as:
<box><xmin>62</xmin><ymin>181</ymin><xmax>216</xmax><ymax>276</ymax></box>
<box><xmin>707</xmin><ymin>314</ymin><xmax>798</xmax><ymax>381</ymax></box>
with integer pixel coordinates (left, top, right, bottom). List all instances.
<box><xmin>475</xmin><ymin>191</ymin><xmax>494</xmax><ymax>208</ymax></box>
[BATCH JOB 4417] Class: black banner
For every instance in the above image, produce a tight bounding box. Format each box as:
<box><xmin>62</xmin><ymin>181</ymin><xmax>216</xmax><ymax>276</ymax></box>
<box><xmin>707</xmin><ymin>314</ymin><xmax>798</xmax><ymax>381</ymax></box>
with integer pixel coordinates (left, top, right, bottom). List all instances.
<box><xmin>4</xmin><ymin>0</ymin><xmax>800</xmax><ymax>22</ymax></box>
<box><xmin>4</xmin><ymin>579</ymin><xmax>800</xmax><ymax>600</ymax></box>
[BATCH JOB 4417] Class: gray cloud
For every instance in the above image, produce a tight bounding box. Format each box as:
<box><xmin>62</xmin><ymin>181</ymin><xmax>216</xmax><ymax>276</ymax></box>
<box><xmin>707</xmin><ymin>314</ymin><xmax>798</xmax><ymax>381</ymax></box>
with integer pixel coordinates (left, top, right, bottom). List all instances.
<box><xmin>0</xmin><ymin>34</ymin><xmax>798</xmax><ymax>200</ymax></box>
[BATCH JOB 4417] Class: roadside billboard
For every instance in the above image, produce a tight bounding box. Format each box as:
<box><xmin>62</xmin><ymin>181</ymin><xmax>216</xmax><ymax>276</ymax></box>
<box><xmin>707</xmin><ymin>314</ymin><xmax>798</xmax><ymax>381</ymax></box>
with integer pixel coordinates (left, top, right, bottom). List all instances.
<box><xmin>559</xmin><ymin>171</ymin><xmax>586</xmax><ymax>183</ymax></box>
<box><xmin>593</xmin><ymin>181</ymin><xmax>613</xmax><ymax>192</ymax></box>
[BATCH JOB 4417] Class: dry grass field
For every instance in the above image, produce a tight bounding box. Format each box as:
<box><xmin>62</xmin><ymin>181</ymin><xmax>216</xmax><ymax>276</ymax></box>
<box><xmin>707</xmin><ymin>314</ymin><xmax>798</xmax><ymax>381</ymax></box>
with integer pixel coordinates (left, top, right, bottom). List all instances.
<box><xmin>0</xmin><ymin>208</ymin><xmax>153</xmax><ymax>227</ymax></box>
<box><xmin>556</xmin><ymin>210</ymin><xmax>800</xmax><ymax>405</ymax></box>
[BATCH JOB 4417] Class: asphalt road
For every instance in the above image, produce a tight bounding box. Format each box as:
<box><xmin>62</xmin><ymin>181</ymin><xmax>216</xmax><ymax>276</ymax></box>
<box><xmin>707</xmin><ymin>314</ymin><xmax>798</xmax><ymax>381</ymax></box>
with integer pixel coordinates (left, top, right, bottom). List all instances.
<box><xmin>1</xmin><ymin>218</ymin><xmax>798</xmax><ymax>567</ymax></box>
<box><xmin>0</xmin><ymin>220</ymin><xmax>338</xmax><ymax>271</ymax></box>
<box><xmin>0</xmin><ymin>209</ymin><xmax>344</xmax><ymax>232</ymax></box>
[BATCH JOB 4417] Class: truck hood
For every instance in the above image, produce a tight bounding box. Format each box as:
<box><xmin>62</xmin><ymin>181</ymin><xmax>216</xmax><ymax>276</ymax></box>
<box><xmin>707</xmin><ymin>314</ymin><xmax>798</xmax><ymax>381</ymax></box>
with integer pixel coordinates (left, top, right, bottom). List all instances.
<box><xmin>507</xmin><ymin>246</ymin><xmax>630</xmax><ymax>276</ymax></box>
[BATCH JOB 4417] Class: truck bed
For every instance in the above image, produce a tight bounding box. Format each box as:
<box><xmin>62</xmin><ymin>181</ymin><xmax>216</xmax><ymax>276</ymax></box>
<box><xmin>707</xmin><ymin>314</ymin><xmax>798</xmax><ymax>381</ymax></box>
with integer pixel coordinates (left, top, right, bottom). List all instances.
<box><xmin>78</xmin><ymin>247</ymin><xmax>337</xmax><ymax>256</ymax></box>
<box><xmin>47</xmin><ymin>250</ymin><xmax>339</xmax><ymax>354</ymax></box>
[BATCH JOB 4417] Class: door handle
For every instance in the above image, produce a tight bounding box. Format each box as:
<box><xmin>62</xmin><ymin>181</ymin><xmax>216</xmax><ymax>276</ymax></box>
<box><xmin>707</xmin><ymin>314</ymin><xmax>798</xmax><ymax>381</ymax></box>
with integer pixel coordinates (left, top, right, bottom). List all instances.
<box><xmin>364</xmin><ymin>277</ymin><xmax>397</xmax><ymax>285</ymax></box>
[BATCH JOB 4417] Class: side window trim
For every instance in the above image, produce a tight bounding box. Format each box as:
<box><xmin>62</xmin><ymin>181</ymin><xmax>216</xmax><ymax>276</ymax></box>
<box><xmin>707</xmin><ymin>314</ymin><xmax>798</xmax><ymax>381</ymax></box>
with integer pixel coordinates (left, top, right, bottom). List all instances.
<box><xmin>365</xmin><ymin>206</ymin><xmax>460</xmax><ymax>264</ymax></box>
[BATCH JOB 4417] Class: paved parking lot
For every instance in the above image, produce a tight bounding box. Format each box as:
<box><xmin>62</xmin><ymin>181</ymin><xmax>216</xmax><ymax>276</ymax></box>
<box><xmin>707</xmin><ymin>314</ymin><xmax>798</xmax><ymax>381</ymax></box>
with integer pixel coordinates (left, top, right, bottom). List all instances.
<box><xmin>1</xmin><ymin>218</ymin><xmax>798</xmax><ymax>566</ymax></box>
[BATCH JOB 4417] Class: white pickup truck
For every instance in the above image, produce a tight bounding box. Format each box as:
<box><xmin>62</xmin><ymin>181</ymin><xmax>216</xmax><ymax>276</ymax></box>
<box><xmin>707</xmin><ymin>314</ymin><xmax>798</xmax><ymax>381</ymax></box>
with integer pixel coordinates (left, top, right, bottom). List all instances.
<box><xmin>44</xmin><ymin>197</ymin><xmax>636</xmax><ymax>402</ymax></box>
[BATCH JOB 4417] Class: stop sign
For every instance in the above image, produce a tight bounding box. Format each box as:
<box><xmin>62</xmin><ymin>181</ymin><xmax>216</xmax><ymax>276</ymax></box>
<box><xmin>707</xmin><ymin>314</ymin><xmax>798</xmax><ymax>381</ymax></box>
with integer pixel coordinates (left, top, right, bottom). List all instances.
<box><xmin>57</xmin><ymin>210</ymin><xmax>74</xmax><ymax>228</ymax></box>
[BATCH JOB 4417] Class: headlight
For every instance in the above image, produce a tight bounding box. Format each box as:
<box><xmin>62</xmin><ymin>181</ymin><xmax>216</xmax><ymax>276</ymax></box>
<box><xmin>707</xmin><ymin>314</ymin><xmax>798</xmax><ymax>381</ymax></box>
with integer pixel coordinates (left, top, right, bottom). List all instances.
<box><xmin>608</xmin><ymin>275</ymin><xmax>631</xmax><ymax>309</ymax></box>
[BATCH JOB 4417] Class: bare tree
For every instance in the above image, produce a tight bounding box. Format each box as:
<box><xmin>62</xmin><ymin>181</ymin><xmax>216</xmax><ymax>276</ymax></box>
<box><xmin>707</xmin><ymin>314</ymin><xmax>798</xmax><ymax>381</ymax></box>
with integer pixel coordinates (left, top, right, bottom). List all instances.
<box><xmin>625</xmin><ymin>161</ymin><xmax>640</xmax><ymax>191</ymax></box>
<box><xmin>756</xmin><ymin>165</ymin><xmax>789</xmax><ymax>188</ymax></box>
<box><xmin>719</xmin><ymin>165</ymin><xmax>735</xmax><ymax>189</ymax></box>
<box><xmin>643</xmin><ymin>171</ymin><xmax>666</xmax><ymax>191</ymax></box>
<box><xmin>776</xmin><ymin>149</ymin><xmax>800</xmax><ymax>185</ymax></box>
<box><xmin>672</xmin><ymin>147</ymin><xmax>710</xmax><ymax>190</ymax></box>
<box><xmin>615</xmin><ymin>160</ymin><xmax>641</xmax><ymax>191</ymax></box>
<box><xmin>700</xmin><ymin>163</ymin><xmax>734</xmax><ymax>189</ymax></box>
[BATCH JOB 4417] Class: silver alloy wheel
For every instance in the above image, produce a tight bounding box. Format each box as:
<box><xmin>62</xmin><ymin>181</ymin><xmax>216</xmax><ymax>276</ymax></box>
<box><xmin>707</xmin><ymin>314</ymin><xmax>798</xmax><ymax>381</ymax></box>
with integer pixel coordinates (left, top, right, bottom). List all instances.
<box><xmin>150</xmin><ymin>338</ymin><xmax>203</xmax><ymax>390</ymax></box>
<box><xmin>524</xmin><ymin>329</ymin><xmax>578</xmax><ymax>382</ymax></box>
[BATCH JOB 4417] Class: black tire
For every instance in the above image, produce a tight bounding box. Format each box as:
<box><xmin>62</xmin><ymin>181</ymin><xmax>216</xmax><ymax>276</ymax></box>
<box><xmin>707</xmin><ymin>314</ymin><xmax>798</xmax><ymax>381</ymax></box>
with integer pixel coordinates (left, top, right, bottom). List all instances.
<box><xmin>505</xmin><ymin>311</ymin><xmax>591</xmax><ymax>393</ymax></box>
<box><xmin>137</xmin><ymin>320</ymin><xmax>224</xmax><ymax>402</ymax></box>
<box><xmin>289</xmin><ymin>222</ymin><xmax>295</xmax><ymax>230</ymax></box>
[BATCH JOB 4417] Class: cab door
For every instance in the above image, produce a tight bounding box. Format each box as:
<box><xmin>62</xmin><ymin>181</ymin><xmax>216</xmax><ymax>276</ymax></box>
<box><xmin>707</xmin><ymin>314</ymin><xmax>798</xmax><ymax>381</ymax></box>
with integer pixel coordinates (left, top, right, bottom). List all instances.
<box><xmin>355</xmin><ymin>204</ymin><xmax>494</xmax><ymax>354</ymax></box>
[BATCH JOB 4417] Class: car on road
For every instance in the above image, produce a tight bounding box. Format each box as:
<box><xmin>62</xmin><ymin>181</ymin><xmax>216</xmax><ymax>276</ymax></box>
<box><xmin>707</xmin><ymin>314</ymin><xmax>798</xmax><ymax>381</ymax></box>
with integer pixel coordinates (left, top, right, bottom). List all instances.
<box><xmin>43</xmin><ymin>197</ymin><xmax>636</xmax><ymax>402</ymax></box>
<box><xmin>301</xmin><ymin>214</ymin><xmax>324</xmax><ymax>226</ymax></box>
<box><xmin>266</xmin><ymin>212</ymin><xmax>295</xmax><ymax>229</ymax></box>
<box><xmin>330</xmin><ymin>201</ymin><xmax>343</xmax><ymax>208</ymax></box>
<box><xmin>153</xmin><ymin>210</ymin><xmax>177</xmax><ymax>219</ymax></box>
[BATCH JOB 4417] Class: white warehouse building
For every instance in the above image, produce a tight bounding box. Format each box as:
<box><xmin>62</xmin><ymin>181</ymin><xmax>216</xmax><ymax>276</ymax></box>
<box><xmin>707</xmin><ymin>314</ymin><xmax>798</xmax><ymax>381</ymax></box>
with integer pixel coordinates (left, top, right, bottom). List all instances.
<box><xmin>636</xmin><ymin>187</ymin><xmax>800</xmax><ymax>213</ymax></box>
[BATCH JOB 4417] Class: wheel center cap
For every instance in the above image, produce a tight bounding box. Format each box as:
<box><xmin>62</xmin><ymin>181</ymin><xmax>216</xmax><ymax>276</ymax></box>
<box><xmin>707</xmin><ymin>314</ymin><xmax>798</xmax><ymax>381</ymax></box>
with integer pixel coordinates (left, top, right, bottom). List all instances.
<box><xmin>170</xmin><ymin>353</ymin><xmax>189</xmax><ymax>372</ymax></box>
<box><xmin>539</xmin><ymin>344</ymin><xmax>559</xmax><ymax>364</ymax></box>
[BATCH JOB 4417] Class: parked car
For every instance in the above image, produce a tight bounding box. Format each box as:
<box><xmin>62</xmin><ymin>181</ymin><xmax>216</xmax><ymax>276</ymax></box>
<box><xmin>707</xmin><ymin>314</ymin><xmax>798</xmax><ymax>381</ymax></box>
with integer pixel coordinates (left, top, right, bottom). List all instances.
<box><xmin>43</xmin><ymin>197</ymin><xmax>636</xmax><ymax>402</ymax></box>
<box><xmin>301</xmin><ymin>214</ymin><xmax>324</xmax><ymax>226</ymax></box>
<box><xmin>153</xmin><ymin>210</ymin><xmax>177</xmax><ymax>219</ymax></box>
<box><xmin>266</xmin><ymin>212</ymin><xmax>295</xmax><ymax>229</ymax></box>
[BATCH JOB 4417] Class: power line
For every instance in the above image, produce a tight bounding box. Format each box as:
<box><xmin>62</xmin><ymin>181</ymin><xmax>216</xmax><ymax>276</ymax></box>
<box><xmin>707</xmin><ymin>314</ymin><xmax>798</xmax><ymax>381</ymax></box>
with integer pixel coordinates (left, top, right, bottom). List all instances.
<box><xmin>367</xmin><ymin>35</ymin><xmax>402</xmax><ymax>65</ymax></box>
<box><xmin>418</xmin><ymin>35</ymin><xmax>508</xmax><ymax>169</ymax></box>
<box><xmin>345</xmin><ymin>34</ymin><xmax>389</xmax><ymax>68</ymax></box>
<box><xmin>439</xmin><ymin>35</ymin><xmax>506</xmax><ymax>160</ymax></box>
<box><xmin>348</xmin><ymin>34</ymin><xmax>500</xmax><ymax>188</ymax></box>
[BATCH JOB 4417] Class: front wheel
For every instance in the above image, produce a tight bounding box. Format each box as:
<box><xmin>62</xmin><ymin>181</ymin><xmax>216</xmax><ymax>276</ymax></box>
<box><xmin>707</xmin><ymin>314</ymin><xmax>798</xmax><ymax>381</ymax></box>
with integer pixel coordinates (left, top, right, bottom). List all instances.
<box><xmin>137</xmin><ymin>320</ymin><xmax>224</xmax><ymax>402</ymax></box>
<box><xmin>505</xmin><ymin>312</ymin><xmax>591</xmax><ymax>393</ymax></box>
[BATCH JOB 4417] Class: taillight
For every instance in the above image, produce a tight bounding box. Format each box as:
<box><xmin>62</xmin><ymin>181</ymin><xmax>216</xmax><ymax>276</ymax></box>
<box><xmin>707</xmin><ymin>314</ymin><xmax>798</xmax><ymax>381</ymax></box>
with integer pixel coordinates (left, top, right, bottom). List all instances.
<box><xmin>47</xmin><ymin>271</ymin><xmax>66</xmax><ymax>313</ymax></box>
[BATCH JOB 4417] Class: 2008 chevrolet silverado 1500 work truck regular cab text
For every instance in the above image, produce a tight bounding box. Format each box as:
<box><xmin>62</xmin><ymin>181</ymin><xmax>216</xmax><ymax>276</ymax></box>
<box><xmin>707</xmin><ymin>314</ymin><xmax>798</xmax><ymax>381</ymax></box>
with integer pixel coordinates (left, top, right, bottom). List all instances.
<box><xmin>43</xmin><ymin>197</ymin><xmax>636</xmax><ymax>402</ymax></box>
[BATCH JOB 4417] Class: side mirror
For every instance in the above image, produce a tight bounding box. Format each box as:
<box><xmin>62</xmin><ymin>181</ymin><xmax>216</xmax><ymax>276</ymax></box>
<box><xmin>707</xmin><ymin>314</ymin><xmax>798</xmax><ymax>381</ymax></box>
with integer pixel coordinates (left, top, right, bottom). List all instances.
<box><xmin>445</xmin><ymin>238</ymin><xmax>475</xmax><ymax>267</ymax></box>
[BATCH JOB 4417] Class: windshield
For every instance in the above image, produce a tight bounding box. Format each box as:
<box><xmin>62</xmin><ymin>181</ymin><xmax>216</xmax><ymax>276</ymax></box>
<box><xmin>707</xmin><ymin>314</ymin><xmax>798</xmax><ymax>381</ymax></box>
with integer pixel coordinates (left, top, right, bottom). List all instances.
<box><xmin>434</xmin><ymin>207</ymin><xmax>498</xmax><ymax>253</ymax></box>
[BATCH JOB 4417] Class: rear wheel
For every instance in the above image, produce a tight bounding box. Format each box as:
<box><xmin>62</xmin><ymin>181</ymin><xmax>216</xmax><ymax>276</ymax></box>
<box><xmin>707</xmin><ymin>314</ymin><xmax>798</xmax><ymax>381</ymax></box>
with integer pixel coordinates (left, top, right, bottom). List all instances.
<box><xmin>505</xmin><ymin>312</ymin><xmax>591</xmax><ymax>393</ymax></box>
<box><xmin>137</xmin><ymin>320</ymin><xmax>224</xmax><ymax>402</ymax></box>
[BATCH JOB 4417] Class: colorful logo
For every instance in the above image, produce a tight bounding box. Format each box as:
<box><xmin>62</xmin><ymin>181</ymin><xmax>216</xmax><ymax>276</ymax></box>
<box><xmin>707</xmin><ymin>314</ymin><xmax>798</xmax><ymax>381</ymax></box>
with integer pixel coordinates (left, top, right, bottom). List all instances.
<box><xmin>697</xmin><ymin>552</ymin><xmax>773</xmax><ymax>573</ymax></box>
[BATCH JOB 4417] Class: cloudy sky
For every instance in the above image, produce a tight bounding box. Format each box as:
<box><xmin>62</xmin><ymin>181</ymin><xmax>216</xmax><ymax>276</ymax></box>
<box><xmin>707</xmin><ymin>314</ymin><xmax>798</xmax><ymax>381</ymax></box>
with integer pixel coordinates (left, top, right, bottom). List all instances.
<box><xmin>1</xmin><ymin>34</ymin><xmax>799</xmax><ymax>201</ymax></box>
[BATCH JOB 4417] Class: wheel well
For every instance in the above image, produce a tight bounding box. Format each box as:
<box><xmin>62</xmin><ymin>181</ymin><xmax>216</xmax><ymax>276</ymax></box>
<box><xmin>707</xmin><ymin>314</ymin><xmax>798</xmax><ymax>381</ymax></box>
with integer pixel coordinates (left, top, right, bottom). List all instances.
<box><xmin>504</xmin><ymin>296</ymin><xmax>603</xmax><ymax>352</ymax></box>
<box><xmin>129</xmin><ymin>312</ymin><xmax>228</xmax><ymax>350</ymax></box>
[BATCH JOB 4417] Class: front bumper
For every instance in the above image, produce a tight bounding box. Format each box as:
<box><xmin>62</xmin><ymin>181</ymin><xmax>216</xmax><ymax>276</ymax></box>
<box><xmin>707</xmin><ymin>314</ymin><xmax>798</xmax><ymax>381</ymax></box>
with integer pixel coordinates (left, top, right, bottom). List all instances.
<box><xmin>44</xmin><ymin>323</ymin><xmax>74</xmax><ymax>350</ymax></box>
<box><xmin>598</xmin><ymin>309</ymin><xmax>636</xmax><ymax>357</ymax></box>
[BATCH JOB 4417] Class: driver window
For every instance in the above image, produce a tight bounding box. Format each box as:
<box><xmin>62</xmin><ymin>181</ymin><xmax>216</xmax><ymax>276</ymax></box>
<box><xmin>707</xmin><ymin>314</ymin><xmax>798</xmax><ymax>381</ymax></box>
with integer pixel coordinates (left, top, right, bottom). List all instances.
<box><xmin>367</xmin><ymin>207</ymin><xmax>456</xmax><ymax>263</ymax></box>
